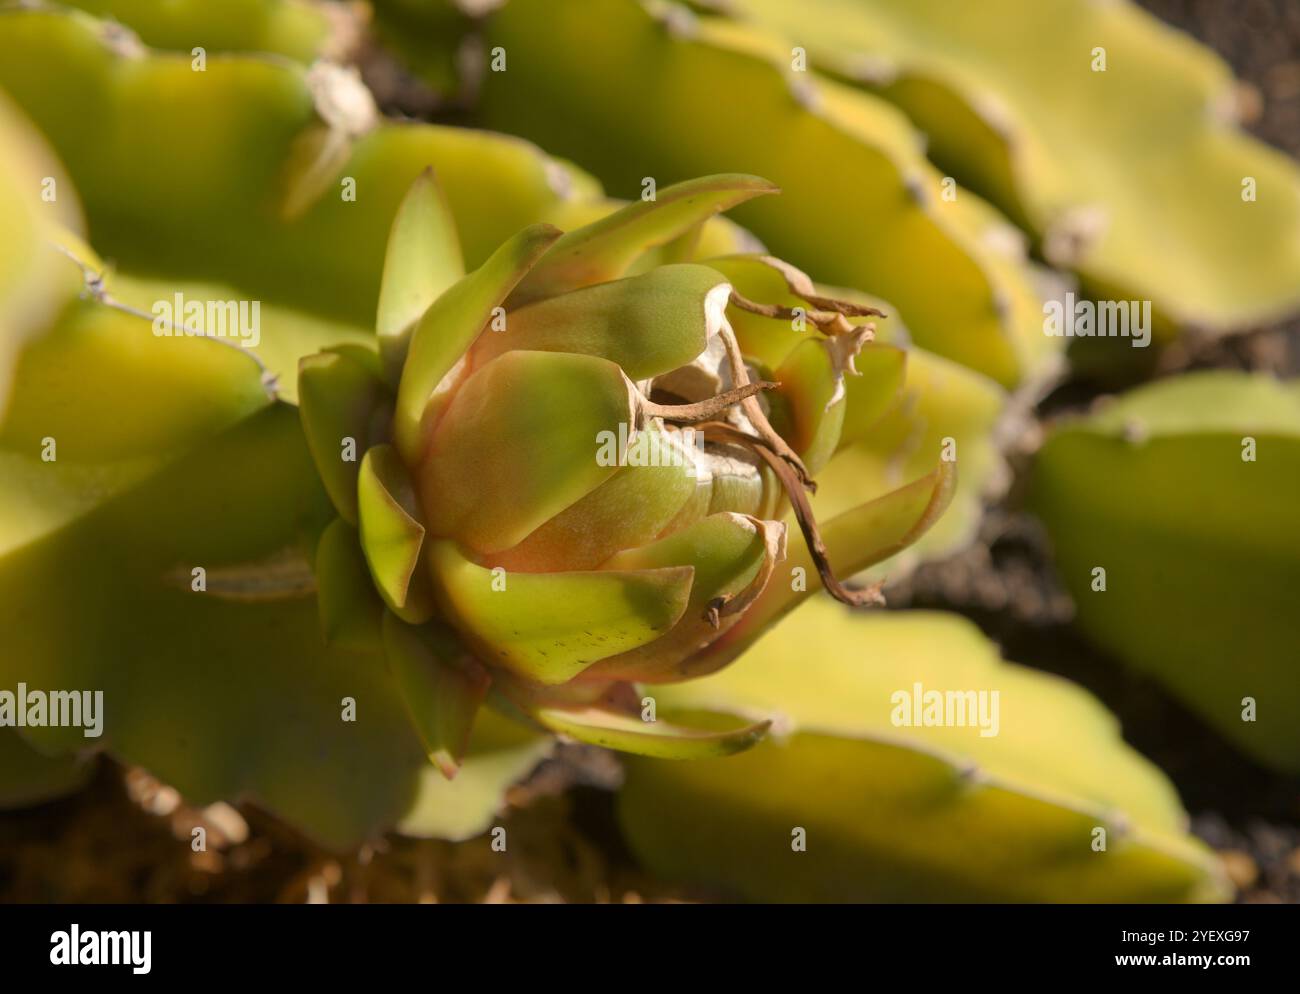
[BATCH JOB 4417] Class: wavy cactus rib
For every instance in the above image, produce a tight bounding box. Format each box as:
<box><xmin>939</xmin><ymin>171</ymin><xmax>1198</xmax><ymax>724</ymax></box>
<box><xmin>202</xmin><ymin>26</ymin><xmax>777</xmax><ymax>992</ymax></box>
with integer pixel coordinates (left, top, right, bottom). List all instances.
<box><xmin>56</xmin><ymin>0</ymin><xmax>347</xmax><ymax>61</ymax></box>
<box><xmin>296</xmin><ymin>168</ymin><xmax>957</xmax><ymax>775</ymax></box>
<box><xmin>1031</xmin><ymin>372</ymin><xmax>1300</xmax><ymax>773</ymax></box>
<box><xmin>0</xmin><ymin>236</ymin><xmax>275</xmax><ymax>556</ymax></box>
<box><xmin>701</xmin><ymin>0</ymin><xmax>1300</xmax><ymax>337</ymax></box>
<box><xmin>618</xmin><ymin>596</ymin><xmax>1230</xmax><ymax>903</ymax></box>
<box><xmin>456</xmin><ymin>0</ymin><xmax>1056</xmax><ymax>389</ymax></box>
<box><xmin>0</xmin><ymin>4</ymin><xmax>601</xmax><ymax>398</ymax></box>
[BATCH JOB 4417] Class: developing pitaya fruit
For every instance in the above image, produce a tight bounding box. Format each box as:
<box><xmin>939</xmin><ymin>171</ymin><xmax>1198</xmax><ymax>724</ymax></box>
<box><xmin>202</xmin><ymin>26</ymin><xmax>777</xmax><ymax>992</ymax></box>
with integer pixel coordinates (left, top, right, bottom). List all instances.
<box><xmin>299</xmin><ymin>171</ymin><xmax>954</xmax><ymax>775</ymax></box>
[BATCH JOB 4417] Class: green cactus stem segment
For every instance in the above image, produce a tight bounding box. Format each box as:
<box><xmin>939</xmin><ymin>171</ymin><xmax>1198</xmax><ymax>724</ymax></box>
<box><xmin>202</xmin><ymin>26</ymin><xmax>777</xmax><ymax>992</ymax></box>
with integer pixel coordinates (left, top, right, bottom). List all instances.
<box><xmin>704</xmin><ymin>421</ymin><xmax>885</xmax><ymax>609</ymax></box>
<box><xmin>357</xmin><ymin>444</ymin><xmax>436</xmax><ymax>623</ymax></box>
<box><xmin>51</xmin><ymin>241</ymin><xmax>278</xmax><ymax>392</ymax></box>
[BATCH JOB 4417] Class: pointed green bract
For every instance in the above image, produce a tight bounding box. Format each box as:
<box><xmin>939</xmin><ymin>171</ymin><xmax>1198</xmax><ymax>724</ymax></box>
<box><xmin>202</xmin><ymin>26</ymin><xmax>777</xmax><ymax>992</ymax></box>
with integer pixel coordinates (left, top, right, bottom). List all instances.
<box><xmin>418</xmin><ymin>350</ymin><xmax>636</xmax><ymax>553</ymax></box>
<box><xmin>382</xmin><ymin>612</ymin><xmax>490</xmax><ymax>778</ymax></box>
<box><xmin>602</xmin><ymin>512</ymin><xmax>770</xmax><ymax>606</ymax></box>
<box><xmin>315</xmin><ymin>517</ymin><xmax>384</xmax><ymax>649</ymax></box>
<box><xmin>769</xmin><ymin>338</ymin><xmax>848</xmax><ymax>474</ymax></box>
<box><xmin>426</xmin><ymin>540</ymin><xmax>695</xmax><ymax>685</ymax></box>
<box><xmin>376</xmin><ymin>167</ymin><xmax>465</xmax><ymax>381</ymax></box>
<box><xmin>818</xmin><ymin>461</ymin><xmax>957</xmax><ymax>578</ymax></box>
<box><xmin>508</xmin><ymin>174</ymin><xmax>778</xmax><ymax>307</ymax></box>
<box><xmin>700</xmin><ymin>461</ymin><xmax>955</xmax><ymax>671</ymax></box>
<box><xmin>393</xmin><ymin>223</ymin><xmax>562</xmax><ymax>462</ymax></box>
<box><xmin>490</xmin><ymin>425</ymin><xmax>702</xmax><ymax>573</ymax></box>
<box><xmin>545</xmin><ymin>196</ymin><xmax>760</xmax><ymax>272</ymax></box>
<box><xmin>297</xmin><ymin>347</ymin><xmax>388</xmax><ymax>525</ymax></box>
<box><xmin>589</xmin><ymin>513</ymin><xmax>775</xmax><ymax>682</ymax></box>
<box><xmin>532</xmin><ymin>704</ymin><xmax>770</xmax><ymax>760</ymax></box>
<box><xmin>357</xmin><ymin>444</ymin><xmax>434</xmax><ymax>623</ymax></box>
<box><xmin>471</xmin><ymin>263</ymin><xmax>731</xmax><ymax>380</ymax></box>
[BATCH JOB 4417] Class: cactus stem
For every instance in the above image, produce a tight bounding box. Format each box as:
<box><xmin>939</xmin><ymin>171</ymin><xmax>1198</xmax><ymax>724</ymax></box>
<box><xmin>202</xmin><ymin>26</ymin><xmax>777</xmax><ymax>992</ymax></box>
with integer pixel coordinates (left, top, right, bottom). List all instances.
<box><xmin>702</xmin><ymin>421</ymin><xmax>887</xmax><ymax>611</ymax></box>
<box><xmin>50</xmin><ymin>241</ymin><xmax>279</xmax><ymax>396</ymax></box>
<box><xmin>639</xmin><ymin>380</ymin><xmax>776</xmax><ymax>424</ymax></box>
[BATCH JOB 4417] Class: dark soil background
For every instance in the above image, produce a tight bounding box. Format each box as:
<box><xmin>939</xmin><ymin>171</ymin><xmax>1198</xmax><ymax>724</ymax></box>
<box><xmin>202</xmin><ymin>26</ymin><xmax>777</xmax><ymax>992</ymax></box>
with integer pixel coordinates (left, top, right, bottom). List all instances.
<box><xmin>1</xmin><ymin>1</ymin><xmax>1297</xmax><ymax>903</ymax></box>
